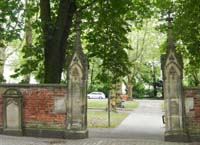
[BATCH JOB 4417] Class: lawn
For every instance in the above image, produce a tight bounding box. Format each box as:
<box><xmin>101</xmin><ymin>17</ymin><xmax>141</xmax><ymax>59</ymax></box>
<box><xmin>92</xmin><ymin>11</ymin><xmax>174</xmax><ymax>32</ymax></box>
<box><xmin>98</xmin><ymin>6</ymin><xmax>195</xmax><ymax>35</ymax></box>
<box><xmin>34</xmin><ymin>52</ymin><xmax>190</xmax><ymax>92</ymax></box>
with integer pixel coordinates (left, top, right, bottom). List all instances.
<box><xmin>88</xmin><ymin>99</ymin><xmax>139</xmax><ymax>109</ymax></box>
<box><xmin>88</xmin><ymin>100</ymin><xmax>107</xmax><ymax>108</ymax></box>
<box><xmin>88</xmin><ymin>111</ymin><xmax>128</xmax><ymax>128</ymax></box>
<box><xmin>124</xmin><ymin>101</ymin><xmax>139</xmax><ymax>109</ymax></box>
<box><xmin>161</xmin><ymin>102</ymin><xmax>165</xmax><ymax>111</ymax></box>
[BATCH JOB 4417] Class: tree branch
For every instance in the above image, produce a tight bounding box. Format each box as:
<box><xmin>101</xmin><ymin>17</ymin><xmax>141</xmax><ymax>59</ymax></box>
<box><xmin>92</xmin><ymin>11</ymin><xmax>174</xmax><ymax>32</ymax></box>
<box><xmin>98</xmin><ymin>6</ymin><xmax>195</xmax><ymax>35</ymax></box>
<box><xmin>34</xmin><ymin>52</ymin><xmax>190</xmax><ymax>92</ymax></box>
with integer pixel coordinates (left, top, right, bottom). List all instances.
<box><xmin>52</xmin><ymin>0</ymin><xmax>74</xmax><ymax>48</ymax></box>
<box><xmin>59</xmin><ymin>1</ymin><xmax>77</xmax><ymax>69</ymax></box>
<box><xmin>40</xmin><ymin>0</ymin><xmax>51</xmax><ymax>40</ymax></box>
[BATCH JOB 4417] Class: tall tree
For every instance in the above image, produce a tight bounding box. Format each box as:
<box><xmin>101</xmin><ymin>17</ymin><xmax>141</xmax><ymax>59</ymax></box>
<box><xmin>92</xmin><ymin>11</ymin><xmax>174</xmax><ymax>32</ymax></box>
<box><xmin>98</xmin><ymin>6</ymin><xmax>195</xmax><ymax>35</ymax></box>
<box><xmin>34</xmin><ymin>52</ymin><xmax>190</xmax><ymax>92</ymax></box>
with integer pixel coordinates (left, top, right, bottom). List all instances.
<box><xmin>126</xmin><ymin>19</ymin><xmax>165</xmax><ymax>98</ymax></box>
<box><xmin>9</xmin><ymin>0</ymin><xmax>155</xmax><ymax>83</ymax></box>
<box><xmin>0</xmin><ymin>0</ymin><xmax>23</xmax><ymax>82</ymax></box>
<box><xmin>40</xmin><ymin>0</ymin><xmax>76</xmax><ymax>83</ymax></box>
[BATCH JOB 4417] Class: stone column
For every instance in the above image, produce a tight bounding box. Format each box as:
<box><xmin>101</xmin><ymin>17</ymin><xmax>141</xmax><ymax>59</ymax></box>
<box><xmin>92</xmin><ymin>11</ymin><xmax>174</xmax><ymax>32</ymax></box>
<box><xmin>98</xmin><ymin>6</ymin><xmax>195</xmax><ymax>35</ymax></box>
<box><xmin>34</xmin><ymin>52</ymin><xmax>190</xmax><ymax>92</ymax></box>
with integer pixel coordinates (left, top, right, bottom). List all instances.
<box><xmin>161</xmin><ymin>13</ymin><xmax>188</xmax><ymax>142</ymax></box>
<box><xmin>66</xmin><ymin>13</ymin><xmax>88</xmax><ymax>139</ymax></box>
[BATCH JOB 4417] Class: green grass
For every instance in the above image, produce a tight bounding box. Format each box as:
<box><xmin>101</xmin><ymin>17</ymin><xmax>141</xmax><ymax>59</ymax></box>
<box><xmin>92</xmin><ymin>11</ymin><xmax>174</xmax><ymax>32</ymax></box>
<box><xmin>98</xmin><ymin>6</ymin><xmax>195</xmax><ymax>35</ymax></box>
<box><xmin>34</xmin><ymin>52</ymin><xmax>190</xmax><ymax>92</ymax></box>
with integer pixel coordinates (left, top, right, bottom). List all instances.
<box><xmin>124</xmin><ymin>101</ymin><xmax>139</xmax><ymax>109</ymax></box>
<box><xmin>88</xmin><ymin>100</ymin><xmax>107</xmax><ymax>108</ymax></box>
<box><xmin>161</xmin><ymin>102</ymin><xmax>164</xmax><ymax>111</ymax></box>
<box><xmin>88</xmin><ymin>111</ymin><xmax>128</xmax><ymax>128</ymax></box>
<box><xmin>88</xmin><ymin>100</ymin><xmax>139</xmax><ymax>109</ymax></box>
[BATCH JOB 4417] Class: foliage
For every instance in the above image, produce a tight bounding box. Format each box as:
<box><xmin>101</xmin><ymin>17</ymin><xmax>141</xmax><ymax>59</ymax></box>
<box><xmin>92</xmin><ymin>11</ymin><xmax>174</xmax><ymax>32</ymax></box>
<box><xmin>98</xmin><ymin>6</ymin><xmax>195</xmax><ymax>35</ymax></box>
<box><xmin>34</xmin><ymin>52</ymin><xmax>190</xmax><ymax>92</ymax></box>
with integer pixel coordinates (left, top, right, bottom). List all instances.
<box><xmin>184</xmin><ymin>64</ymin><xmax>200</xmax><ymax>87</ymax></box>
<box><xmin>0</xmin><ymin>74</ymin><xmax>5</xmax><ymax>82</ymax></box>
<box><xmin>126</xmin><ymin>19</ymin><xmax>165</xmax><ymax>98</ymax></box>
<box><xmin>10</xmin><ymin>0</ymin><xmax>44</xmax><ymax>83</ymax></box>
<box><xmin>174</xmin><ymin>0</ymin><xmax>200</xmax><ymax>66</ymax></box>
<box><xmin>9</xmin><ymin>0</ymin><xmax>155</xmax><ymax>83</ymax></box>
<box><xmin>0</xmin><ymin>0</ymin><xmax>24</xmax><ymax>83</ymax></box>
<box><xmin>1</xmin><ymin>0</ymin><xmax>199</xmax><ymax>88</ymax></box>
<box><xmin>0</xmin><ymin>0</ymin><xmax>23</xmax><ymax>47</ymax></box>
<box><xmin>173</xmin><ymin>0</ymin><xmax>200</xmax><ymax>86</ymax></box>
<box><xmin>84</xmin><ymin>0</ymin><xmax>155</xmax><ymax>92</ymax></box>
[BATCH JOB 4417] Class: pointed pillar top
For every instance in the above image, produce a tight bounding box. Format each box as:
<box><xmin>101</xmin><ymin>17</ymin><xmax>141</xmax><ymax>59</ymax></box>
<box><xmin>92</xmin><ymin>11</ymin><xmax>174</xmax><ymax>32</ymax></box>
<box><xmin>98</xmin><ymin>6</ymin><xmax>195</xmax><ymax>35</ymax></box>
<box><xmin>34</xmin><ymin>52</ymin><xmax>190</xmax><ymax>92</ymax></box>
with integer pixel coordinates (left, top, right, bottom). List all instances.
<box><xmin>166</xmin><ymin>11</ymin><xmax>175</xmax><ymax>52</ymax></box>
<box><xmin>73</xmin><ymin>12</ymin><xmax>82</xmax><ymax>51</ymax></box>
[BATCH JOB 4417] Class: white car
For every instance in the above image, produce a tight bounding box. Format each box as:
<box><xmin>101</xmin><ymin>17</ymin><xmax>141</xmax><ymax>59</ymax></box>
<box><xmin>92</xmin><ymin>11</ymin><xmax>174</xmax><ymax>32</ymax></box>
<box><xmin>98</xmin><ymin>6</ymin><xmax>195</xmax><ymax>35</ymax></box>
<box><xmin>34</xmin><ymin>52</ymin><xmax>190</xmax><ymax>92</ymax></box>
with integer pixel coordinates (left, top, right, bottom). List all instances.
<box><xmin>87</xmin><ymin>92</ymin><xmax>106</xmax><ymax>99</ymax></box>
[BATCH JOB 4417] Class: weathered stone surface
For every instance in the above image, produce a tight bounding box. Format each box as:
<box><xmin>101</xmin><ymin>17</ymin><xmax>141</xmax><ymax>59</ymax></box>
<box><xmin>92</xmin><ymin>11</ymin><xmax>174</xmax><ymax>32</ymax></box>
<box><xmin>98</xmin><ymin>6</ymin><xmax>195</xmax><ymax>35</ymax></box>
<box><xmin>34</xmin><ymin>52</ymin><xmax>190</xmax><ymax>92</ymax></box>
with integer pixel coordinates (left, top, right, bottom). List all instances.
<box><xmin>185</xmin><ymin>97</ymin><xmax>194</xmax><ymax>114</ymax></box>
<box><xmin>66</xmin><ymin>14</ymin><xmax>88</xmax><ymax>138</ymax></box>
<box><xmin>6</xmin><ymin>101</ymin><xmax>19</xmax><ymax>128</ymax></box>
<box><xmin>54</xmin><ymin>97</ymin><xmax>66</xmax><ymax>113</ymax></box>
<box><xmin>162</xmin><ymin>14</ymin><xmax>187</xmax><ymax>142</ymax></box>
<box><xmin>2</xmin><ymin>88</ymin><xmax>23</xmax><ymax>136</ymax></box>
<box><xmin>170</xmin><ymin>101</ymin><xmax>179</xmax><ymax>115</ymax></box>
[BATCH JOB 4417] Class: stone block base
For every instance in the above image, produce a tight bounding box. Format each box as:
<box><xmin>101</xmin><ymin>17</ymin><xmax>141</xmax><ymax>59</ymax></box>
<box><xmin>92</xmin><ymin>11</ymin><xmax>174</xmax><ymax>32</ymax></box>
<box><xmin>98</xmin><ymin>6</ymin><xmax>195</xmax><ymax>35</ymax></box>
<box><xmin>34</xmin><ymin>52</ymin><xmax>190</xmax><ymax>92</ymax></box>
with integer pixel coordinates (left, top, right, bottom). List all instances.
<box><xmin>24</xmin><ymin>128</ymin><xmax>65</xmax><ymax>138</ymax></box>
<box><xmin>3</xmin><ymin>129</ymin><xmax>23</xmax><ymax>136</ymax></box>
<box><xmin>164</xmin><ymin>131</ymin><xmax>189</xmax><ymax>142</ymax></box>
<box><xmin>190</xmin><ymin>135</ymin><xmax>200</xmax><ymax>142</ymax></box>
<box><xmin>65</xmin><ymin>130</ymin><xmax>88</xmax><ymax>139</ymax></box>
<box><xmin>0</xmin><ymin>128</ymin><xmax>88</xmax><ymax>139</ymax></box>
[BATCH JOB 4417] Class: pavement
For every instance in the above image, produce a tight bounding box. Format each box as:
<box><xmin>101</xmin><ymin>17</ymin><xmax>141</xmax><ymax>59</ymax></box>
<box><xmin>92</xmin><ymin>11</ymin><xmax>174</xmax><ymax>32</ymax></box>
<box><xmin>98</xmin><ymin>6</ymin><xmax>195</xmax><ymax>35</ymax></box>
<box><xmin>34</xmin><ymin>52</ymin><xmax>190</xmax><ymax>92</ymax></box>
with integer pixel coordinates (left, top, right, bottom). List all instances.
<box><xmin>89</xmin><ymin>99</ymin><xmax>165</xmax><ymax>140</ymax></box>
<box><xmin>0</xmin><ymin>135</ymin><xmax>193</xmax><ymax>145</ymax></box>
<box><xmin>0</xmin><ymin>99</ymin><xmax>199</xmax><ymax>145</ymax></box>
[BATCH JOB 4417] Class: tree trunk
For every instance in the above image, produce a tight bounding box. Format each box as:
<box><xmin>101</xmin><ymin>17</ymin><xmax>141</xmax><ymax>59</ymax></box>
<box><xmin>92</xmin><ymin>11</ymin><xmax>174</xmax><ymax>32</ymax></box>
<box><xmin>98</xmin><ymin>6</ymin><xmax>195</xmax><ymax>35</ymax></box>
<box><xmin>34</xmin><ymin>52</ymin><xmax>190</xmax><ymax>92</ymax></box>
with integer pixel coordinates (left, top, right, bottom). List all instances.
<box><xmin>0</xmin><ymin>47</ymin><xmax>5</xmax><ymax>82</ymax></box>
<box><xmin>152</xmin><ymin>63</ymin><xmax>157</xmax><ymax>97</ymax></box>
<box><xmin>127</xmin><ymin>74</ymin><xmax>133</xmax><ymax>99</ymax></box>
<box><xmin>89</xmin><ymin>62</ymin><xmax>94</xmax><ymax>91</ymax></box>
<box><xmin>40</xmin><ymin>0</ymin><xmax>76</xmax><ymax>83</ymax></box>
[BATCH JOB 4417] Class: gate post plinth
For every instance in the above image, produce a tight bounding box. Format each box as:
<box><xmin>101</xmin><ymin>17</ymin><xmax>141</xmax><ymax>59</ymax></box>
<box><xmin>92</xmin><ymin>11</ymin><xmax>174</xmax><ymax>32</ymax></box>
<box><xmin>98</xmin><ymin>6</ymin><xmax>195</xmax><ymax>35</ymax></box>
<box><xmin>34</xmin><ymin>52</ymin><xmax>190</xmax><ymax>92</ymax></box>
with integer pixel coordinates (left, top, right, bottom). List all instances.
<box><xmin>161</xmin><ymin>13</ymin><xmax>188</xmax><ymax>142</ymax></box>
<box><xmin>66</xmin><ymin>13</ymin><xmax>88</xmax><ymax>139</ymax></box>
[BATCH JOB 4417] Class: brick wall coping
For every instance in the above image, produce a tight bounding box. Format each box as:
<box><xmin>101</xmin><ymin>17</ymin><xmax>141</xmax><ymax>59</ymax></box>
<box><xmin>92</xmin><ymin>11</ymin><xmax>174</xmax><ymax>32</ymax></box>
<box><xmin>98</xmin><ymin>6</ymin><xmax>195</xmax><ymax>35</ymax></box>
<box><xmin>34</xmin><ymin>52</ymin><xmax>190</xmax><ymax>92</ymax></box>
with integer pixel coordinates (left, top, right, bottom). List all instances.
<box><xmin>0</xmin><ymin>83</ymin><xmax>67</xmax><ymax>88</ymax></box>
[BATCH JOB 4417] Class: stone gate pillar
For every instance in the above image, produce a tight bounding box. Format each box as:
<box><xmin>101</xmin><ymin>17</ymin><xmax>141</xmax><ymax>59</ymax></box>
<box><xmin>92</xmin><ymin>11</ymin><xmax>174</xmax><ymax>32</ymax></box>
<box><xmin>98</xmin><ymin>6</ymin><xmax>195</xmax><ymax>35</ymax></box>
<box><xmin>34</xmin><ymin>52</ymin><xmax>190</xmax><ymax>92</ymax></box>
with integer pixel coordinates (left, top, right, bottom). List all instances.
<box><xmin>66</xmin><ymin>13</ymin><xmax>88</xmax><ymax>139</ymax></box>
<box><xmin>161</xmin><ymin>14</ymin><xmax>188</xmax><ymax>142</ymax></box>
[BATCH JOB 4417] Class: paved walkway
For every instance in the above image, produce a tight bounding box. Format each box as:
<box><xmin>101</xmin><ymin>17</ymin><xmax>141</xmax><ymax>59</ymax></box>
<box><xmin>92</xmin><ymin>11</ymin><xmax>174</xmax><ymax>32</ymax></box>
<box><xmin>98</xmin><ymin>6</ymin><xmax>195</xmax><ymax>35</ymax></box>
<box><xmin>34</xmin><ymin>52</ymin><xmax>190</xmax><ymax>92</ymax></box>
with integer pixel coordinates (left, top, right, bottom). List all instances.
<box><xmin>89</xmin><ymin>99</ymin><xmax>165</xmax><ymax>140</ymax></box>
<box><xmin>0</xmin><ymin>135</ymin><xmax>191</xmax><ymax>145</ymax></box>
<box><xmin>114</xmin><ymin>99</ymin><xmax>165</xmax><ymax>140</ymax></box>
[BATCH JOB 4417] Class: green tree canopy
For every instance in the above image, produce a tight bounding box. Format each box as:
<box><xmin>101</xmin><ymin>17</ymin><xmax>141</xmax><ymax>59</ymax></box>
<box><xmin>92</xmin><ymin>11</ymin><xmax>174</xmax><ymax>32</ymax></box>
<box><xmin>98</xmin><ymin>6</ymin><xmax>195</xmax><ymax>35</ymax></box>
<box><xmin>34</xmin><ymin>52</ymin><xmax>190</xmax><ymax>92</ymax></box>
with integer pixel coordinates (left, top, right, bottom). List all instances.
<box><xmin>9</xmin><ymin>0</ymin><xmax>155</xmax><ymax>83</ymax></box>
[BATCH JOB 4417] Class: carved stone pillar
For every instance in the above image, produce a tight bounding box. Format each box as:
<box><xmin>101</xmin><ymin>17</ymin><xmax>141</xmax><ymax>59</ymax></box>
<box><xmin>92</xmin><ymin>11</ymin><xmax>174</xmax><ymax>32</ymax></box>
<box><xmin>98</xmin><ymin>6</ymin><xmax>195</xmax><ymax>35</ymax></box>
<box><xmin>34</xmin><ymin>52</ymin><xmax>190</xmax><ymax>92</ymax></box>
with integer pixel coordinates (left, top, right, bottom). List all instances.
<box><xmin>161</xmin><ymin>14</ymin><xmax>188</xmax><ymax>142</ymax></box>
<box><xmin>66</xmin><ymin>13</ymin><xmax>88</xmax><ymax>139</ymax></box>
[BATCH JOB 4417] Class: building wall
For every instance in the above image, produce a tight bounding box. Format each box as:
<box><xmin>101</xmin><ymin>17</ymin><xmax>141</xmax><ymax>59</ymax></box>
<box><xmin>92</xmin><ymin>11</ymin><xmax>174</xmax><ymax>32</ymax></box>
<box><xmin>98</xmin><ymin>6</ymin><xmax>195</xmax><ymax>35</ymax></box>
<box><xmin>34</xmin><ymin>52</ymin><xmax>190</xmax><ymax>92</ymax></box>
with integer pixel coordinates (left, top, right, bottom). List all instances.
<box><xmin>0</xmin><ymin>84</ymin><xmax>67</xmax><ymax>130</ymax></box>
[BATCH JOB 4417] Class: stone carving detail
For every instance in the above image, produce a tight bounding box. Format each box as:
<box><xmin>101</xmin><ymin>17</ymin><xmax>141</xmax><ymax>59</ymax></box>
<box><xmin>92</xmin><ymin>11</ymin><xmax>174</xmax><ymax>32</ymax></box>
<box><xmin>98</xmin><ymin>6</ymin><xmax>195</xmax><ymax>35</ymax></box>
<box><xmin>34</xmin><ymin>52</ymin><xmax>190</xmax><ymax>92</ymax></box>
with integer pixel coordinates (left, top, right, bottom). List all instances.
<box><xmin>169</xmin><ymin>54</ymin><xmax>174</xmax><ymax>61</ymax></box>
<box><xmin>67</xmin><ymin>51</ymin><xmax>88</xmax><ymax>131</ymax></box>
<box><xmin>3</xmin><ymin>88</ymin><xmax>23</xmax><ymax>135</ymax></box>
<box><xmin>71</xmin><ymin>65</ymin><xmax>82</xmax><ymax>129</ymax></box>
<box><xmin>54</xmin><ymin>97</ymin><xmax>66</xmax><ymax>113</ymax></box>
<box><xmin>164</xmin><ymin>52</ymin><xmax>184</xmax><ymax>131</ymax></box>
<box><xmin>169</xmin><ymin>66</ymin><xmax>176</xmax><ymax>79</ymax></box>
<box><xmin>170</xmin><ymin>101</ymin><xmax>179</xmax><ymax>115</ymax></box>
<box><xmin>67</xmin><ymin>15</ymin><xmax>88</xmax><ymax>134</ymax></box>
<box><xmin>7</xmin><ymin>101</ymin><xmax>19</xmax><ymax>128</ymax></box>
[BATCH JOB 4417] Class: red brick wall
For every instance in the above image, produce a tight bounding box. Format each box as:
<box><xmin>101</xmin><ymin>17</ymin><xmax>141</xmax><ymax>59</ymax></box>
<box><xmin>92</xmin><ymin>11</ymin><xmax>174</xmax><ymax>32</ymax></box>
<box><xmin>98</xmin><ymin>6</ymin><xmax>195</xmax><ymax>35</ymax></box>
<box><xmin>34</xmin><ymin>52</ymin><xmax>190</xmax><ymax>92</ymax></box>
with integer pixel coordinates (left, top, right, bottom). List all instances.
<box><xmin>184</xmin><ymin>87</ymin><xmax>200</xmax><ymax>120</ymax></box>
<box><xmin>0</xmin><ymin>91</ymin><xmax>2</xmax><ymax>126</ymax></box>
<box><xmin>184</xmin><ymin>87</ymin><xmax>200</xmax><ymax>135</ymax></box>
<box><xmin>0</xmin><ymin>84</ymin><xmax>67</xmax><ymax>129</ymax></box>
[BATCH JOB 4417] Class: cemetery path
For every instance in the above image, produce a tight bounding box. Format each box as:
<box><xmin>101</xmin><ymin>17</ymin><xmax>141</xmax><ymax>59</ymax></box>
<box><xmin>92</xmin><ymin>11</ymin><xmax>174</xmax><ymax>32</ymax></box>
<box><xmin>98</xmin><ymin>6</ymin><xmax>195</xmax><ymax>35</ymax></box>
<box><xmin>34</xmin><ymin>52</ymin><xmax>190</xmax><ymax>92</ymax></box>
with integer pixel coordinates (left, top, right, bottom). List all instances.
<box><xmin>89</xmin><ymin>99</ymin><xmax>165</xmax><ymax>140</ymax></box>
